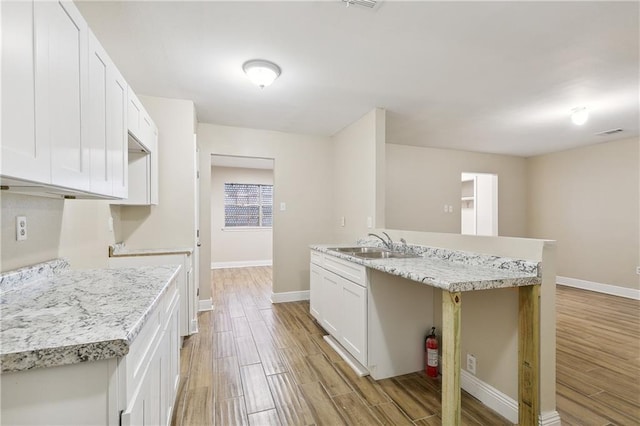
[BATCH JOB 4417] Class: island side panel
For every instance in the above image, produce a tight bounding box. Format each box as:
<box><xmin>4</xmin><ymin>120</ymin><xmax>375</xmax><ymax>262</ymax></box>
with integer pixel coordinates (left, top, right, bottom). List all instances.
<box><xmin>0</xmin><ymin>358</ymin><xmax>119</xmax><ymax>426</ymax></box>
<box><xmin>518</xmin><ymin>284</ymin><xmax>540</xmax><ymax>426</ymax></box>
<box><xmin>442</xmin><ymin>291</ymin><xmax>462</xmax><ymax>425</ymax></box>
<box><xmin>367</xmin><ymin>271</ymin><xmax>434</xmax><ymax>380</ymax></box>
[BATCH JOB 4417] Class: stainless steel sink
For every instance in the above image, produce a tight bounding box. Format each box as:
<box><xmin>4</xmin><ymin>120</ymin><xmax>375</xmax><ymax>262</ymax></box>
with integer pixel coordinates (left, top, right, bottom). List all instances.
<box><xmin>330</xmin><ymin>246</ymin><xmax>385</xmax><ymax>254</ymax></box>
<box><xmin>353</xmin><ymin>251</ymin><xmax>420</xmax><ymax>259</ymax></box>
<box><xmin>328</xmin><ymin>246</ymin><xmax>420</xmax><ymax>259</ymax></box>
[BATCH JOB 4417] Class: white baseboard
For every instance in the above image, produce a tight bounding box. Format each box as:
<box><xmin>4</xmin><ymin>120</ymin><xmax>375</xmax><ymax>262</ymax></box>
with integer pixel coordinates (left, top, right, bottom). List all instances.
<box><xmin>461</xmin><ymin>369</ymin><xmax>518</xmax><ymax>423</ymax></box>
<box><xmin>557</xmin><ymin>275</ymin><xmax>640</xmax><ymax>300</ymax></box>
<box><xmin>198</xmin><ymin>297</ymin><xmax>213</xmax><ymax>312</ymax></box>
<box><xmin>211</xmin><ymin>260</ymin><xmax>272</xmax><ymax>269</ymax></box>
<box><xmin>539</xmin><ymin>410</ymin><xmax>562</xmax><ymax>426</ymax></box>
<box><xmin>461</xmin><ymin>370</ymin><xmax>560</xmax><ymax>425</ymax></box>
<box><xmin>270</xmin><ymin>290</ymin><xmax>310</xmax><ymax>303</ymax></box>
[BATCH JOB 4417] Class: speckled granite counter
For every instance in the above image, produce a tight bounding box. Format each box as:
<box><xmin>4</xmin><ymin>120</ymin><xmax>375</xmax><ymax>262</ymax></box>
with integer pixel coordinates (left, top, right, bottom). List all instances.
<box><xmin>0</xmin><ymin>260</ymin><xmax>181</xmax><ymax>373</ymax></box>
<box><xmin>310</xmin><ymin>243</ymin><xmax>541</xmax><ymax>292</ymax></box>
<box><xmin>109</xmin><ymin>243</ymin><xmax>192</xmax><ymax>258</ymax></box>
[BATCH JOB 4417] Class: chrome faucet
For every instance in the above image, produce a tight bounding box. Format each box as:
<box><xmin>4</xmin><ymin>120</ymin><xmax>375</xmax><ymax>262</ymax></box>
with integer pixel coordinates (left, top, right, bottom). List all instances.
<box><xmin>368</xmin><ymin>232</ymin><xmax>394</xmax><ymax>250</ymax></box>
<box><xmin>400</xmin><ymin>238</ymin><xmax>408</xmax><ymax>253</ymax></box>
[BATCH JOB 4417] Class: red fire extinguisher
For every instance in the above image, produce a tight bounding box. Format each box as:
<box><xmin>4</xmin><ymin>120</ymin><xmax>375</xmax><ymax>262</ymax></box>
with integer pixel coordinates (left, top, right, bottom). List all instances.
<box><xmin>425</xmin><ymin>327</ymin><xmax>438</xmax><ymax>378</ymax></box>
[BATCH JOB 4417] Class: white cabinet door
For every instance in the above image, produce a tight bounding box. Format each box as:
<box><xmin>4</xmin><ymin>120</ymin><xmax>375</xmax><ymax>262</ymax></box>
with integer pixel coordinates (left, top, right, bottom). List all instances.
<box><xmin>1</xmin><ymin>0</ymin><xmax>50</xmax><ymax>183</ymax></box>
<box><xmin>36</xmin><ymin>0</ymin><xmax>90</xmax><ymax>191</ymax></box>
<box><xmin>88</xmin><ymin>30</ymin><xmax>110</xmax><ymax>196</ymax></box>
<box><xmin>321</xmin><ymin>270</ymin><xmax>342</xmax><ymax>339</ymax></box>
<box><xmin>310</xmin><ymin>263</ymin><xmax>322</xmax><ymax>321</ymax></box>
<box><xmin>145</xmin><ymin>118</ymin><xmax>159</xmax><ymax>205</ymax></box>
<box><xmin>340</xmin><ymin>279</ymin><xmax>367</xmax><ymax>366</ymax></box>
<box><xmin>109</xmin><ymin>63</ymin><xmax>128</xmax><ymax>199</ymax></box>
<box><xmin>128</xmin><ymin>90</ymin><xmax>144</xmax><ymax>143</ymax></box>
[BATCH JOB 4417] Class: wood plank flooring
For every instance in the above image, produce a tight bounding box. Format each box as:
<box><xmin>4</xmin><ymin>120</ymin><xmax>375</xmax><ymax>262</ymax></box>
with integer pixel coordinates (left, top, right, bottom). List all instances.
<box><xmin>555</xmin><ymin>285</ymin><xmax>640</xmax><ymax>426</ymax></box>
<box><xmin>171</xmin><ymin>267</ymin><xmax>640</xmax><ymax>425</ymax></box>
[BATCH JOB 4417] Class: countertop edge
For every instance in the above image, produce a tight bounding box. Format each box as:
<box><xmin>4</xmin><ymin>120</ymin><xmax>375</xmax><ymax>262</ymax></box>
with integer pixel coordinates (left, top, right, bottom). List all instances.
<box><xmin>1</xmin><ymin>264</ymin><xmax>182</xmax><ymax>374</ymax></box>
<box><xmin>311</xmin><ymin>245</ymin><xmax>541</xmax><ymax>292</ymax></box>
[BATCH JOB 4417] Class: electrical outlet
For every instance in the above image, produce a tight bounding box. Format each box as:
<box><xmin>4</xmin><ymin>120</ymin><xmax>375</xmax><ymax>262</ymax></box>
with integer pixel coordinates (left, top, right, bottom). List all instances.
<box><xmin>466</xmin><ymin>353</ymin><xmax>477</xmax><ymax>375</ymax></box>
<box><xmin>16</xmin><ymin>216</ymin><xmax>27</xmax><ymax>241</ymax></box>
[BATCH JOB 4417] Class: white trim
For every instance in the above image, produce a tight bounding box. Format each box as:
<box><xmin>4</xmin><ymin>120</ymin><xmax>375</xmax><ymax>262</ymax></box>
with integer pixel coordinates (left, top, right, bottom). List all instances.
<box><xmin>324</xmin><ymin>335</ymin><xmax>369</xmax><ymax>377</ymax></box>
<box><xmin>270</xmin><ymin>290</ymin><xmax>310</xmax><ymax>303</ymax></box>
<box><xmin>539</xmin><ymin>410</ymin><xmax>562</xmax><ymax>426</ymax></box>
<box><xmin>198</xmin><ymin>298</ymin><xmax>213</xmax><ymax>312</ymax></box>
<box><xmin>557</xmin><ymin>275</ymin><xmax>640</xmax><ymax>300</ymax></box>
<box><xmin>211</xmin><ymin>260</ymin><xmax>272</xmax><ymax>269</ymax></box>
<box><xmin>460</xmin><ymin>370</ymin><xmax>561</xmax><ymax>425</ymax></box>
<box><xmin>461</xmin><ymin>369</ymin><xmax>518</xmax><ymax>423</ymax></box>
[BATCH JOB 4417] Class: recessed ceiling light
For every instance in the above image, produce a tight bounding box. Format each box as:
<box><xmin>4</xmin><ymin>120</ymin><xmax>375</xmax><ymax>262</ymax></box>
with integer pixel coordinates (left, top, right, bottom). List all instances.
<box><xmin>242</xmin><ymin>59</ymin><xmax>281</xmax><ymax>88</ymax></box>
<box><xmin>570</xmin><ymin>107</ymin><xmax>589</xmax><ymax>125</ymax></box>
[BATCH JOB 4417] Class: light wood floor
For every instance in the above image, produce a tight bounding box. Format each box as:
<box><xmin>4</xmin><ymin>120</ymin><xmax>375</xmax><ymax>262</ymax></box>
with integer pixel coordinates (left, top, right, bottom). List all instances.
<box><xmin>555</xmin><ymin>285</ymin><xmax>640</xmax><ymax>425</ymax></box>
<box><xmin>171</xmin><ymin>267</ymin><xmax>639</xmax><ymax>425</ymax></box>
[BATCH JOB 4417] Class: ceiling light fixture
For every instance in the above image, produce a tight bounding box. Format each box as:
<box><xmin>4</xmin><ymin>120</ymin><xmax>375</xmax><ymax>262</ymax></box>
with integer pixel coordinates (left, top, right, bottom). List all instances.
<box><xmin>242</xmin><ymin>59</ymin><xmax>281</xmax><ymax>88</ymax></box>
<box><xmin>570</xmin><ymin>107</ymin><xmax>589</xmax><ymax>125</ymax></box>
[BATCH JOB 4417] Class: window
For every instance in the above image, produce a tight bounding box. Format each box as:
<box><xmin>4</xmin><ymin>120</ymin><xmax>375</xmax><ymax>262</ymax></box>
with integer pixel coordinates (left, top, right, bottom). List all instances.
<box><xmin>224</xmin><ymin>183</ymin><xmax>273</xmax><ymax>227</ymax></box>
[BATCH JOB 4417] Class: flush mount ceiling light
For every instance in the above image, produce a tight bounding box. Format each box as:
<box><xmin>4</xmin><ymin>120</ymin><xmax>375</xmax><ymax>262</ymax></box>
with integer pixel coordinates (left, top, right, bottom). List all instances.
<box><xmin>242</xmin><ymin>59</ymin><xmax>281</xmax><ymax>88</ymax></box>
<box><xmin>570</xmin><ymin>107</ymin><xmax>589</xmax><ymax>125</ymax></box>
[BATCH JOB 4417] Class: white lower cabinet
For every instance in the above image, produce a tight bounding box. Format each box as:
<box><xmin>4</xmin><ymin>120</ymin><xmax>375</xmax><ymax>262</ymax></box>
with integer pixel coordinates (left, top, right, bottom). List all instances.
<box><xmin>309</xmin><ymin>250</ymin><xmax>368</xmax><ymax>367</ymax></box>
<box><xmin>0</xmin><ymin>273</ymin><xmax>180</xmax><ymax>426</ymax></box>
<box><xmin>309</xmin><ymin>263</ymin><xmax>322</xmax><ymax>321</ymax></box>
<box><xmin>109</xmin><ymin>253</ymin><xmax>197</xmax><ymax>337</ymax></box>
<box><xmin>340</xmin><ymin>278</ymin><xmax>367</xmax><ymax>364</ymax></box>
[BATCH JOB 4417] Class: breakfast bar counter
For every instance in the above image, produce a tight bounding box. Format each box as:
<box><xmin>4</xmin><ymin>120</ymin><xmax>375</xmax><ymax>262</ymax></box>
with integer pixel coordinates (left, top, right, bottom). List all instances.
<box><xmin>310</xmin><ymin>242</ymin><xmax>542</xmax><ymax>426</ymax></box>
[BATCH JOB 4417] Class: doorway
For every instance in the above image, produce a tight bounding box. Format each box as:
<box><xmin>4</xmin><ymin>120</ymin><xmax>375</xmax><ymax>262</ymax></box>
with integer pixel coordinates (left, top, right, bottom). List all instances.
<box><xmin>461</xmin><ymin>172</ymin><xmax>498</xmax><ymax>236</ymax></box>
<box><xmin>210</xmin><ymin>155</ymin><xmax>275</xmax><ymax>269</ymax></box>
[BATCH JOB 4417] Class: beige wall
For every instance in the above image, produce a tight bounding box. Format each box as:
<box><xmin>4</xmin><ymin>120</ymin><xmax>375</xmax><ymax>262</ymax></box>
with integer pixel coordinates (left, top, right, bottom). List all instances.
<box><xmin>120</xmin><ymin>96</ymin><xmax>196</xmax><ymax>252</ymax></box>
<box><xmin>197</xmin><ymin>123</ymin><xmax>334</xmax><ymax>299</ymax></box>
<box><xmin>528</xmin><ymin>137</ymin><xmax>640</xmax><ymax>290</ymax></box>
<box><xmin>1</xmin><ymin>193</ymin><xmax>64</xmax><ymax>271</ymax></box>
<box><xmin>385</xmin><ymin>144</ymin><xmax>528</xmax><ymax>237</ymax></box>
<box><xmin>331</xmin><ymin>108</ymin><xmax>386</xmax><ymax>241</ymax></box>
<box><xmin>0</xmin><ymin>195</ymin><xmax>120</xmax><ymax>271</ymax></box>
<box><xmin>211</xmin><ymin>166</ymin><xmax>273</xmax><ymax>265</ymax></box>
<box><xmin>58</xmin><ymin>201</ymin><xmax>121</xmax><ymax>268</ymax></box>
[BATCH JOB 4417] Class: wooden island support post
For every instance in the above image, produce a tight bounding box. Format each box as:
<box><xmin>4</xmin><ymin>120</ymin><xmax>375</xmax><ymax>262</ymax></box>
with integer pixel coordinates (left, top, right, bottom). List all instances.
<box><xmin>441</xmin><ymin>284</ymin><xmax>540</xmax><ymax>426</ymax></box>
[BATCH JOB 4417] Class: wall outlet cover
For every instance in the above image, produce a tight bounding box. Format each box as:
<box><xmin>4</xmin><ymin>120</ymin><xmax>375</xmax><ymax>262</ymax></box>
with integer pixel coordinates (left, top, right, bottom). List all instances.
<box><xmin>16</xmin><ymin>216</ymin><xmax>27</xmax><ymax>241</ymax></box>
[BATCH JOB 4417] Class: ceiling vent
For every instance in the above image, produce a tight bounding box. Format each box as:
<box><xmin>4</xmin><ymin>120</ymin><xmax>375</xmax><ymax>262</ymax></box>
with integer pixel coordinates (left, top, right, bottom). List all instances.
<box><xmin>342</xmin><ymin>0</ymin><xmax>380</xmax><ymax>10</ymax></box>
<box><xmin>595</xmin><ymin>128</ymin><xmax>624</xmax><ymax>136</ymax></box>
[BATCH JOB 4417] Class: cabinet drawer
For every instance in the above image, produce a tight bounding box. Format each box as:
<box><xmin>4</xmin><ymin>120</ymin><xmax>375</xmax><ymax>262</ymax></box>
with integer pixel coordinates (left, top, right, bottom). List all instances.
<box><xmin>323</xmin><ymin>255</ymin><xmax>367</xmax><ymax>287</ymax></box>
<box><xmin>310</xmin><ymin>250</ymin><xmax>323</xmax><ymax>266</ymax></box>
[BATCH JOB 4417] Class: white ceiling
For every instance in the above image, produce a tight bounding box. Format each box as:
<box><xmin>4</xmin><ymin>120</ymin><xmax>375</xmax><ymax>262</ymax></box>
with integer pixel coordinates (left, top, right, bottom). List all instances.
<box><xmin>76</xmin><ymin>1</ymin><xmax>639</xmax><ymax>157</ymax></box>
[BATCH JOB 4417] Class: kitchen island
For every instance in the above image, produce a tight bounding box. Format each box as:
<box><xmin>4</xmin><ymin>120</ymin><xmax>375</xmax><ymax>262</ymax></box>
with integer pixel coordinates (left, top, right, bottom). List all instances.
<box><xmin>0</xmin><ymin>259</ymin><xmax>182</xmax><ymax>425</ymax></box>
<box><xmin>310</xmin><ymin>241</ymin><xmax>543</xmax><ymax>426</ymax></box>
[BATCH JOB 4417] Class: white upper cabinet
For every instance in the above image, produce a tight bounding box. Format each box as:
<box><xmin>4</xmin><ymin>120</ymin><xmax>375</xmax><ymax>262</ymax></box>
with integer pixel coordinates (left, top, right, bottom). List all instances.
<box><xmin>109</xmin><ymin>63</ymin><xmax>129</xmax><ymax>199</ymax></box>
<box><xmin>88</xmin><ymin>30</ymin><xmax>110</xmax><ymax>195</ymax></box>
<box><xmin>0</xmin><ymin>0</ymin><xmax>146</xmax><ymax>200</ymax></box>
<box><xmin>1</xmin><ymin>0</ymin><xmax>50</xmax><ymax>183</ymax></box>
<box><xmin>36</xmin><ymin>0</ymin><xmax>91</xmax><ymax>191</ymax></box>
<box><xmin>119</xmin><ymin>89</ymin><xmax>159</xmax><ymax>206</ymax></box>
<box><xmin>88</xmin><ymin>30</ymin><xmax>128</xmax><ymax>198</ymax></box>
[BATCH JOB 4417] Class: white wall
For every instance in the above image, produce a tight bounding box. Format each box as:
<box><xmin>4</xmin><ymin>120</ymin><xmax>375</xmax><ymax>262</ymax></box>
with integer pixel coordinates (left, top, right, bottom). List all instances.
<box><xmin>528</xmin><ymin>137</ymin><xmax>640</xmax><ymax>290</ymax></box>
<box><xmin>197</xmin><ymin>123</ymin><xmax>334</xmax><ymax>300</ymax></box>
<box><xmin>210</xmin><ymin>166</ymin><xmax>273</xmax><ymax>266</ymax></box>
<box><xmin>386</xmin><ymin>144</ymin><xmax>528</xmax><ymax>237</ymax></box>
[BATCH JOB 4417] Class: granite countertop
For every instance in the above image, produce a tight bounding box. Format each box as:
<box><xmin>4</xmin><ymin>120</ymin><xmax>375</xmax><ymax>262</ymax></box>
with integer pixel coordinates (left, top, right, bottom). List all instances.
<box><xmin>0</xmin><ymin>262</ymin><xmax>181</xmax><ymax>373</ymax></box>
<box><xmin>310</xmin><ymin>243</ymin><xmax>541</xmax><ymax>292</ymax></box>
<box><xmin>109</xmin><ymin>243</ymin><xmax>193</xmax><ymax>257</ymax></box>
